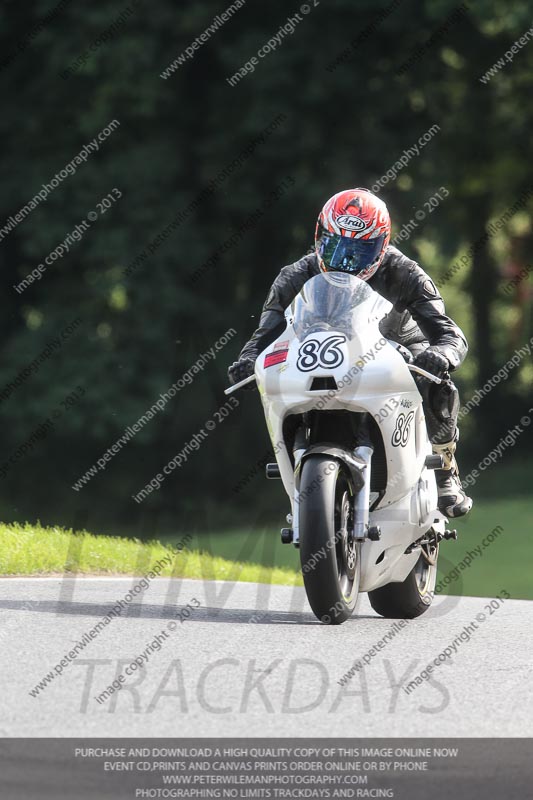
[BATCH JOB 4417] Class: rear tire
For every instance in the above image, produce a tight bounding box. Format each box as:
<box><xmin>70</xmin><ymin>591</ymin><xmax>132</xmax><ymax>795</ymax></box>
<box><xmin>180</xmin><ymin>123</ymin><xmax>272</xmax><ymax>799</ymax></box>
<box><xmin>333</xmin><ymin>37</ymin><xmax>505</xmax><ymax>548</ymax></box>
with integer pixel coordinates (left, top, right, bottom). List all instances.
<box><xmin>299</xmin><ymin>456</ymin><xmax>360</xmax><ymax>625</ymax></box>
<box><xmin>368</xmin><ymin>541</ymin><xmax>439</xmax><ymax>619</ymax></box>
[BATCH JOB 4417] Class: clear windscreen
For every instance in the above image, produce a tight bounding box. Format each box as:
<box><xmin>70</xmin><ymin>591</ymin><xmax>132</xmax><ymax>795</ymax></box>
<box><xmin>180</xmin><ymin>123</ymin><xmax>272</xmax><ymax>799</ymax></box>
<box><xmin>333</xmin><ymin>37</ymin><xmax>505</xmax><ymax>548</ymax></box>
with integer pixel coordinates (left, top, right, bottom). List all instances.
<box><xmin>292</xmin><ymin>272</ymin><xmax>392</xmax><ymax>341</ymax></box>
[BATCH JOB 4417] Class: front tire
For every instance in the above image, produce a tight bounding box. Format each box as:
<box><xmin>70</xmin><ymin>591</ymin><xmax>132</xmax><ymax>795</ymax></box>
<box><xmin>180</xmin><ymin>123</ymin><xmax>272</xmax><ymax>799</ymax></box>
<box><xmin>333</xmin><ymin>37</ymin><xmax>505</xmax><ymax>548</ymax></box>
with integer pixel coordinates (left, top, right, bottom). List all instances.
<box><xmin>299</xmin><ymin>456</ymin><xmax>360</xmax><ymax>625</ymax></box>
<box><xmin>368</xmin><ymin>540</ymin><xmax>439</xmax><ymax>619</ymax></box>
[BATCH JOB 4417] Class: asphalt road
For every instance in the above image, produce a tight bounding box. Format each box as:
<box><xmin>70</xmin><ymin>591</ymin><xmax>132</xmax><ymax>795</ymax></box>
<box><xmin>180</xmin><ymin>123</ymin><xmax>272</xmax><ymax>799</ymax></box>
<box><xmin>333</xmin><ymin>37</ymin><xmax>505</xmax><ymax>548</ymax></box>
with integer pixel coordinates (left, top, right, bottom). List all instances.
<box><xmin>0</xmin><ymin>576</ymin><xmax>531</xmax><ymax>737</ymax></box>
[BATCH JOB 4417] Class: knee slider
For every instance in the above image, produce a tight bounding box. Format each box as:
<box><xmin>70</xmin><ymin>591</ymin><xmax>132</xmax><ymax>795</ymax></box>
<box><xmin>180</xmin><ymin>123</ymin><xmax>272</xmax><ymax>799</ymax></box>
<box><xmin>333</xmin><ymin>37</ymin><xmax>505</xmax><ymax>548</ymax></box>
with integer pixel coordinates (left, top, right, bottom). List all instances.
<box><xmin>429</xmin><ymin>379</ymin><xmax>459</xmax><ymax>422</ymax></box>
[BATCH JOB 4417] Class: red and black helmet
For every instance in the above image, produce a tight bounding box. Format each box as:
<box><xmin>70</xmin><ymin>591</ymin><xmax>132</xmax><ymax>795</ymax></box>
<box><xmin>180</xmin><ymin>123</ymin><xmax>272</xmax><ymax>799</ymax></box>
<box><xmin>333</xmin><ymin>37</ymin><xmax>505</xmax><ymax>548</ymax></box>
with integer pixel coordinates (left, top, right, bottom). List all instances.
<box><xmin>315</xmin><ymin>188</ymin><xmax>391</xmax><ymax>280</ymax></box>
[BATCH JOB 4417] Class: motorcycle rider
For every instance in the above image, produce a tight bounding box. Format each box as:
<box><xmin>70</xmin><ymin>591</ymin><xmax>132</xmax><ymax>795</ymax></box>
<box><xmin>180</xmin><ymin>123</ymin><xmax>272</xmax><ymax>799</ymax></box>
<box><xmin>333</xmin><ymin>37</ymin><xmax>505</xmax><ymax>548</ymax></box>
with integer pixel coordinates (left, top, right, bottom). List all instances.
<box><xmin>228</xmin><ymin>188</ymin><xmax>472</xmax><ymax>518</ymax></box>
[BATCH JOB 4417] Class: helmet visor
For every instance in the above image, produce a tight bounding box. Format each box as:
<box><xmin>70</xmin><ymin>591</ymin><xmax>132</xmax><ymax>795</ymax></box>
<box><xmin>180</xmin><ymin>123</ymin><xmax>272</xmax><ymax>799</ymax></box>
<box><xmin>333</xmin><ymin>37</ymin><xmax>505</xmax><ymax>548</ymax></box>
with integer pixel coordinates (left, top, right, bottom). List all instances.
<box><xmin>318</xmin><ymin>233</ymin><xmax>386</xmax><ymax>274</ymax></box>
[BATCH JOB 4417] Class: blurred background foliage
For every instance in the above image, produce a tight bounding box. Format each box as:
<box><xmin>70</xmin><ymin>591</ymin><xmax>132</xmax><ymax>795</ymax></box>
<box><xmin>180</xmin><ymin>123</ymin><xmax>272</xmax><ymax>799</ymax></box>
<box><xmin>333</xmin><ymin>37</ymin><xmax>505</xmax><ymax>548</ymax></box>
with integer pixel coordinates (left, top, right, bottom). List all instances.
<box><xmin>0</xmin><ymin>0</ymin><xmax>531</xmax><ymax>536</ymax></box>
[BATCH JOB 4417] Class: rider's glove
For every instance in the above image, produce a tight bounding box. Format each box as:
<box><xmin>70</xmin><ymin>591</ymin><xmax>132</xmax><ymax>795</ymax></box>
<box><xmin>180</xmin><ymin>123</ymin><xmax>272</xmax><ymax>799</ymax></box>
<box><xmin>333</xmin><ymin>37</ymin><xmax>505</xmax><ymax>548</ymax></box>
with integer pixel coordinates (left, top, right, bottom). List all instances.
<box><xmin>414</xmin><ymin>347</ymin><xmax>450</xmax><ymax>380</ymax></box>
<box><xmin>228</xmin><ymin>358</ymin><xmax>256</xmax><ymax>386</ymax></box>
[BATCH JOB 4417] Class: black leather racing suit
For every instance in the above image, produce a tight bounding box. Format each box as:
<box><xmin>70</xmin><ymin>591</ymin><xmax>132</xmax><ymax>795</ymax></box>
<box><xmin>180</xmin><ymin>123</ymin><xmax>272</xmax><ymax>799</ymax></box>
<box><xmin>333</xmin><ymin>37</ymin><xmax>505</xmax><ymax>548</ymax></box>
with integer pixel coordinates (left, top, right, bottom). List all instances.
<box><xmin>238</xmin><ymin>246</ymin><xmax>467</xmax><ymax>444</ymax></box>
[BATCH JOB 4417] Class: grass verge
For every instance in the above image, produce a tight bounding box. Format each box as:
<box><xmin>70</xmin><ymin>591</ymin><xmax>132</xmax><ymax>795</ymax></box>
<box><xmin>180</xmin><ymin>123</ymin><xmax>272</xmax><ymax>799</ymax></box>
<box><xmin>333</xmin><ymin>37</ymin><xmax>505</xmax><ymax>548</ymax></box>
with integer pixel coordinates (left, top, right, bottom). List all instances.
<box><xmin>0</xmin><ymin>522</ymin><xmax>301</xmax><ymax>586</ymax></box>
<box><xmin>442</xmin><ymin>496</ymin><xmax>531</xmax><ymax>600</ymax></box>
<box><xmin>1</xmin><ymin>494</ymin><xmax>530</xmax><ymax>600</ymax></box>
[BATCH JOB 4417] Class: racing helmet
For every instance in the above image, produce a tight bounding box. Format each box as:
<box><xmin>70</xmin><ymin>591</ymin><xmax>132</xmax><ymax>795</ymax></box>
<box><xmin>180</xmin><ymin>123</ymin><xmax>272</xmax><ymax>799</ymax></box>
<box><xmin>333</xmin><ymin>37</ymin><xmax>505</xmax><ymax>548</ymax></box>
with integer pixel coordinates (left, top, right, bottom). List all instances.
<box><xmin>315</xmin><ymin>188</ymin><xmax>391</xmax><ymax>280</ymax></box>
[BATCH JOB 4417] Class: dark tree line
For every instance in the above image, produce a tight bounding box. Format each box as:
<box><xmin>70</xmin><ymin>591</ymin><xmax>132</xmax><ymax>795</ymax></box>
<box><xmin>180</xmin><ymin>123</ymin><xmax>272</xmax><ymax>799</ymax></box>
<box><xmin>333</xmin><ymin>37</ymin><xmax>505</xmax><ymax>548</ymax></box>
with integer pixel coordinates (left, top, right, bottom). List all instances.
<box><xmin>0</xmin><ymin>0</ymin><xmax>530</xmax><ymax>532</ymax></box>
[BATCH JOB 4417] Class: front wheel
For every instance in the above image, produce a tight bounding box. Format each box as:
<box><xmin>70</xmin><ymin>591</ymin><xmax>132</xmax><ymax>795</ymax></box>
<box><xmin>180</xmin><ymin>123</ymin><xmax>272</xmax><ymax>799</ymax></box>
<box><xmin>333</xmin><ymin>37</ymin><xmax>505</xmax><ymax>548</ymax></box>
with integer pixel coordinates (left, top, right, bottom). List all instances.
<box><xmin>368</xmin><ymin>539</ymin><xmax>439</xmax><ymax>619</ymax></box>
<box><xmin>299</xmin><ymin>456</ymin><xmax>360</xmax><ymax>625</ymax></box>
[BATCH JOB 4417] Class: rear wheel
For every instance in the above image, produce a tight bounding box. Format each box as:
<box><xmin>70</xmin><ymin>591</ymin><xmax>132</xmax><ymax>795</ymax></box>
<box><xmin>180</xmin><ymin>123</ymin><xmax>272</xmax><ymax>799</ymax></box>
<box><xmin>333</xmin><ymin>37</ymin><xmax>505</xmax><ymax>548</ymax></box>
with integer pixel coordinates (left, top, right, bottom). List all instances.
<box><xmin>368</xmin><ymin>539</ymin><xmax>439</xmax><ymax>619</ymax></box>
<box><xmin>299</xmin><ymin>456</ymin><xmax>360</xmax><ymax>625</ymax></box>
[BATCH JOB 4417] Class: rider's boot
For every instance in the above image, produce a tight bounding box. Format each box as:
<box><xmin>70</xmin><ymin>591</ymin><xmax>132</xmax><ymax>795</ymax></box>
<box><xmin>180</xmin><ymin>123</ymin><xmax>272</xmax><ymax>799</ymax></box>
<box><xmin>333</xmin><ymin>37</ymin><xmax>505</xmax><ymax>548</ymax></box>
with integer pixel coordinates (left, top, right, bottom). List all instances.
<box><xmin>432</xmin><ymin>432</ymin><xmax>473</xmax><ymax>518</ymax></box>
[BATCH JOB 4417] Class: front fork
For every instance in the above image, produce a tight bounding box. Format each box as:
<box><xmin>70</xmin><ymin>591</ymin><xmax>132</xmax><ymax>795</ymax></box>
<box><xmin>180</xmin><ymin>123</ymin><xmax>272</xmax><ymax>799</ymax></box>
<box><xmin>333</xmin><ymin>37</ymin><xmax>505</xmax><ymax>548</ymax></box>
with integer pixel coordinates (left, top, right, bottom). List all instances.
<box><xmin>351</xmin><ymin>413</ymin><xmax>380</xmax><ymax>542</ymax></box>
<box><xmin>291</xmin><ymin>425</ymin><xmax>308</xmax><ymax>547</ymax></box>
<box><xmin>291</xmin><ymin>415</ymin><xmax>378</xmax><ymax>546</ymax></box>
<box><xmin>352</xmin><ymin>445</ymin><xmax>373</xmax><ymax>540</ymax></box>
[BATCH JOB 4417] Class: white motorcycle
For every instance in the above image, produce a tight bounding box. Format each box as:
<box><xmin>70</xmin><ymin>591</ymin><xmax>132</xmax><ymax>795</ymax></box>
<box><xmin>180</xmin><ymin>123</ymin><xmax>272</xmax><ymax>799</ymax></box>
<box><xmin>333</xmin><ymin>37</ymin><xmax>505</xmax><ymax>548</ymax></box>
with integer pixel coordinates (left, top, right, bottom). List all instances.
<box><xmin>226</xmin><ymin>272</ymin><xmax>458</xmax><ymax>624</ymax></box>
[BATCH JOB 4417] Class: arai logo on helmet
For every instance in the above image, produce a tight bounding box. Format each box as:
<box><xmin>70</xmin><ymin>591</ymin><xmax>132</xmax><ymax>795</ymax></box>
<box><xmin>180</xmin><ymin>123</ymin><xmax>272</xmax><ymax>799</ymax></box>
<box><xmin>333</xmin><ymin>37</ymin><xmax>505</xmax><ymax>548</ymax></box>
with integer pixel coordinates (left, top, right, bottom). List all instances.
<box><xmin>337</xmin><ymin>214</ymin><xmax>366</xmax><ymax>232</ymax></box>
